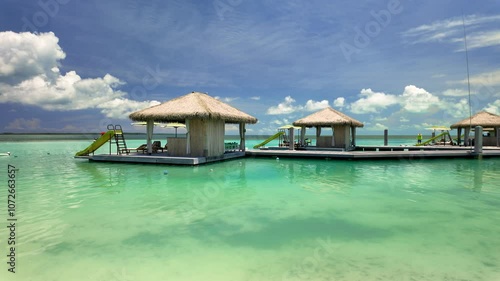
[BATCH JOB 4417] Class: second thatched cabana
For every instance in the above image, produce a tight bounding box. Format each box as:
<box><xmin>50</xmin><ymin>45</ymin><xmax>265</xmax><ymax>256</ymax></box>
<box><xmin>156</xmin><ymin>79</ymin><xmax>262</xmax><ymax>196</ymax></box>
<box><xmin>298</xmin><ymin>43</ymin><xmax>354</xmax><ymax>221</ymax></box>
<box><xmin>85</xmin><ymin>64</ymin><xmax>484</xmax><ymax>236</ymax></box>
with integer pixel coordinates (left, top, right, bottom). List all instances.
<box><xmin>129</xmin><ymin>92</ymin><xmax>258</xmax><ymax>157</ymax></box>
<box><xmin>293</xmin><ymin>107</ymin><xmax>364</xmax><ymax>150</ymax></box>
<box><xmin>450</xmin><ymin>111</ymin><xmax>500</xmax><ymax>147</ymax></box>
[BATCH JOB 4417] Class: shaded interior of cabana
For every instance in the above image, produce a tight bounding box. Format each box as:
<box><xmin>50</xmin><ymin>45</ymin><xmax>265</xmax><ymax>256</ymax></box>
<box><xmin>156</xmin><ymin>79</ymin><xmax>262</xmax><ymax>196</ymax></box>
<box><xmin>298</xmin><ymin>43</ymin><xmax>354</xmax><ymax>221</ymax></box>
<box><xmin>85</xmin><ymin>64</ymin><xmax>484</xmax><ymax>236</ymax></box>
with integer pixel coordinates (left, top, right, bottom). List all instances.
<box><xmin>144</xmin><ymin>119</ymin><xmax>247</xmax><ymax>158</ymax></box>
<box><xmin>298</xmin><ymin>125</ymin><xmax>358</xmax><ymax>150</ymax></box>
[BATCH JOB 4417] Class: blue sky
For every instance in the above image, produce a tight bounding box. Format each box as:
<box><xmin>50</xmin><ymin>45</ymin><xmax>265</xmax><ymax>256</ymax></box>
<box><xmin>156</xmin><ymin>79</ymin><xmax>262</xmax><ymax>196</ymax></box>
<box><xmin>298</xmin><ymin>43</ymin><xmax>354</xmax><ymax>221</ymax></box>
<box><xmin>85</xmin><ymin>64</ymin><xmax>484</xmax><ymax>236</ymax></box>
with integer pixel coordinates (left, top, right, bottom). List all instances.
<box><xmin>1</xmin><ymin>0</ymin><xmax>499</xmax><ymax>135</ymax></box>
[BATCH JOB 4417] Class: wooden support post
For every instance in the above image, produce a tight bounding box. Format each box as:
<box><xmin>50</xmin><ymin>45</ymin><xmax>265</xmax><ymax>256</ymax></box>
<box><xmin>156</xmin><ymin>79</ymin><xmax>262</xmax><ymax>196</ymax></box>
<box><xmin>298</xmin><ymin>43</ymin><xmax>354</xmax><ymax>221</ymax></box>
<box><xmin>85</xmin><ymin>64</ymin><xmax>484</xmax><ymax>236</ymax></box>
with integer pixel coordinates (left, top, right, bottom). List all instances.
<box><xmin>146</xmin><ymin>120</ymin><xmax>154</xmax><ymax>154</ymax></box>
<box><xmin>289</xmin><ymin>127</ymin><xmax>294</xmax><ymax>150</ymax></box>
<box><xmin>497</xmin><ymin>127</ymin><xmax>500</xmax><ymax>147</ymax></box>
<box><xmin>239</xmin><ymin>123</ymin><xmax>246</xmax><ymax>151</ymax></box>
<box><xmin>351</xmin><ymin>126</ymin><xmax>356</xmax><ymax>147</ymax></box>
<box><xmin>464</xmin><ymin>127</ymin><xmax>471</xmax><ymax>146</ymax></box>
<box><xmin>185</xmin><ymin>119</ymin><xmax>190</xmax><ymax>156</ymax></box>
<box><xmin>300</xmin><ymin>126</ymin><xmax>306</xmax><ymax>146</ymax></box>
<box><xmin>474</xmin><ymin>126</ymin><xmax>483</xmax><ymax>154</ymax></box>
<box><xmin>384</xmin><ymin>129</ymin><xmax>388</xmax><ymax>146</ymax></box>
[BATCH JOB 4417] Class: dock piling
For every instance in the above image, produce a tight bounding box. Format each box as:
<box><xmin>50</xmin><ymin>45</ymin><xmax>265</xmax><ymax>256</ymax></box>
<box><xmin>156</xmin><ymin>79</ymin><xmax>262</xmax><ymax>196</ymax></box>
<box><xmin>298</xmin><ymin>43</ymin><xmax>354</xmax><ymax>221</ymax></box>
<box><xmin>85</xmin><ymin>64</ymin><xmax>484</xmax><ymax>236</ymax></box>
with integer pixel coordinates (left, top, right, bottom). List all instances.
<box><xmin>474</xmin><ymin>126</ymin><xmax>483</xmax><ymax>154</ymax></box>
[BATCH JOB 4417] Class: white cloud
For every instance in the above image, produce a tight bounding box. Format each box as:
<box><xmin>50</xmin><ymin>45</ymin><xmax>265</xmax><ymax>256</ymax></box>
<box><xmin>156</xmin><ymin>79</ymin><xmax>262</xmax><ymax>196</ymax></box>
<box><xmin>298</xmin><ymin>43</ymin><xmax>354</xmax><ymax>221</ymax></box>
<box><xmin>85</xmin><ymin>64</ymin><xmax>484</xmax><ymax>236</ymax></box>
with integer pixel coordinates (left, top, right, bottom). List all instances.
<box><xmin>0</xmin><ymin>31</ymin><xmax>159</xmax><ymax>119</ymax></box>
<box><xmin>266</xmin><ymin>96</ymin><xmax>331</xmax><ymax>115</ymax></box>
<box><xmin>0</xmin><ymin>31</ymin><xmax>65</xmax><ymax>84</ymax></box>
<box><xmin>402</xmin><ymin>14</ymin><xmax>500</xmax><ymax>50</ymax></box>
<box><xmin>443</xmin><ymin>98</ymin><xmax>470</xmax><ymax>118</ymax></box>
<box><xmin>400</xmin><ymin>85</ymin><xmax>440</xmax><ymax>113</ymax></box>
<box><xmin>215</xmin><ymin>96</ymin><xmax>238</xmax><ymax>102</ymax></box>
<box><xmin>350</xmin><ymin>88</ymin><xmax>398</xmax><ymax>114</ymax></box>
<box><xmin>400</xmin><ymin>117</ymin><xmax>409</xmax><ymax>122</ymax></box>
<box><xmin>455</xmin><ymin>30</ymin><xmax>500</xmax><ymax>50</ymax></box>
<box><xmin>250</xmin><ymin>96</ymin><xmax>260</xmax><ymax>100</ymax></box>
<box><xmin>484</xmin><ymin>100</ymin><xmax>500</xmax><ymax>115</ymax></box>
<box><xmin>363</xmin><ymin>122</ymin><xmax>387</xmax><ymax>131</ymax></box>
<box><xmin>333</xmin><ymin>97</ymin><xmax>345</xmax><ymax>108</ymax></box>
<box><xmin>442</xmin><ymin>88</ymin><xmax>470</xmax><ymax>97</ymax></box>
<box><xmin>458</xmin><ymin>70</ymin><xmax>500</xmax><ymax>87</ymax></box>
<box><xmin>266</xmin><ymin>96</ymin><xmax>298</xmax><ymax>115</ymax></box>
<box><xmin>304</xmin><ymin>99</ymin><xmax>329</xmax><ymax>111</ymax></box>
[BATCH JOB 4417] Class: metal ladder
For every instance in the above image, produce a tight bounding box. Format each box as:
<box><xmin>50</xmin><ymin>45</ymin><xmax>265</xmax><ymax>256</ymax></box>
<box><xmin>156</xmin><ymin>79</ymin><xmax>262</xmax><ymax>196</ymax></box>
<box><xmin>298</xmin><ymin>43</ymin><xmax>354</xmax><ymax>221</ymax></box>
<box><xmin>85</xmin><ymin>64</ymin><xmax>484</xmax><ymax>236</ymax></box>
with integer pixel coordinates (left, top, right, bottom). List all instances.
<box><xmin>108</xmin><ymin>124</ymin><xmax>129</xmax><ymax>154</ymax></box>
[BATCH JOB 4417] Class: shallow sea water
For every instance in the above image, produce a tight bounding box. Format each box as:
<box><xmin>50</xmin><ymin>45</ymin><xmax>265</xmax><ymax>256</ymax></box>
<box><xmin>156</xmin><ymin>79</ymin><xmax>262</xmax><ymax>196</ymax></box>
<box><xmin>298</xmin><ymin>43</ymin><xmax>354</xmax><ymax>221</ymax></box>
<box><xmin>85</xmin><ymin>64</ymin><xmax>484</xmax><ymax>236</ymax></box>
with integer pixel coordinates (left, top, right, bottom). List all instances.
<box><xmin>1</xmin><ymin>137</ymin><xmax>500</xmax><ymax>281</ymax></box>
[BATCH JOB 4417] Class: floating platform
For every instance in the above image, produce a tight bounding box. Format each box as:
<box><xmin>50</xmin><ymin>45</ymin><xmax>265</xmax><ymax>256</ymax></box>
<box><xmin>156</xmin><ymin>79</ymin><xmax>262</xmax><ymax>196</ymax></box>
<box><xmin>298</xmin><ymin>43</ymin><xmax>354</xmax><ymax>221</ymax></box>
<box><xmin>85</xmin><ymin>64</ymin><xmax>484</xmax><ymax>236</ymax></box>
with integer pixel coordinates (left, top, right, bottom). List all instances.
<box><xmin>246</xmin><ymin>146</ymin><xmax>500</xmax><ymax>160</ymax></box>
<box><xmin>75</xmin><ymin>146</ymin><xmax>500</xmax><ymax>165</ymax></box>
<box><xmin>75</xmin><ymin>151</ymin><xmax>246</xmax><ymax>165</ymax></box>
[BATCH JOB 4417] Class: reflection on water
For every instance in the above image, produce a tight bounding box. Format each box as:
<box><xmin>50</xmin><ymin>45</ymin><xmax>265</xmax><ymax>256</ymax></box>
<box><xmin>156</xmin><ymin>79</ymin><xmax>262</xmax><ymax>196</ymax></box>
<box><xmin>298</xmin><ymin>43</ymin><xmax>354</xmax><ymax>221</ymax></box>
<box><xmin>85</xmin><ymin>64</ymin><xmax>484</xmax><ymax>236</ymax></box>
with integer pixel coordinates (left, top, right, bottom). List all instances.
<box><xmin>1</xmin><ymin>140</ymin><xmax>500</xmax><ymax>281</ymax></box>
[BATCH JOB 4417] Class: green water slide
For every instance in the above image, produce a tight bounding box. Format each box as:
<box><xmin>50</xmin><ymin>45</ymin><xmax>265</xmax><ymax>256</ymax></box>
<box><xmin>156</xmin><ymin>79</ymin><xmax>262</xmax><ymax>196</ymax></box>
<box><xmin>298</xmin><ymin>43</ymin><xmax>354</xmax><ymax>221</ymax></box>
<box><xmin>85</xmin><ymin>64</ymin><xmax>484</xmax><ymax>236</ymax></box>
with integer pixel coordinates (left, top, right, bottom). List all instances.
<box><xmin>416</xmin><ymin>131</ymin><xmax>451</xmax><ymax>146</ymax></box>
<box><xmin>75</xmin><ymin>130</ymin><xmax>115</xmax><ymax>156</ymax></box>
<box><xmin>253</xmin><ymin>131</ymin><xmax>285</xmax><ymax>149</ymax></box>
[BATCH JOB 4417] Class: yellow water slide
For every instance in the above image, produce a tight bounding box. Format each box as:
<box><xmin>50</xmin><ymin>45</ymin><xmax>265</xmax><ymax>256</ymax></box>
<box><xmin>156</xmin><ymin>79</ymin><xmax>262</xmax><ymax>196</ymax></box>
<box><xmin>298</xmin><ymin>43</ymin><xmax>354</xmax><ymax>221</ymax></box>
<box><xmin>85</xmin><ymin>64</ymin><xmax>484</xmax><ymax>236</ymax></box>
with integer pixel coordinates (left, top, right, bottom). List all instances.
<box><xmin>75</xmin><ymin>131</ymin><xmax>115</xmax><ymax>156</ymax></box>
<box><xmin>253</xmin><ymin>131</ymin><xmax>285</xmax><ymax>149</ymax></box>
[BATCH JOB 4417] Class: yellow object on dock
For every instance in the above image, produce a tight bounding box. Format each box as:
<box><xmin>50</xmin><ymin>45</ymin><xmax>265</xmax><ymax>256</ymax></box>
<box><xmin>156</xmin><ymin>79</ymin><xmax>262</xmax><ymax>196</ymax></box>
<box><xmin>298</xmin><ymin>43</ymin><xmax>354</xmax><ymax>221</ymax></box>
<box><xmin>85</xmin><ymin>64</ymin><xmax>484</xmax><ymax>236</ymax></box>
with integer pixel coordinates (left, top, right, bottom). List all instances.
<box><xmin>75</xmin><ymin>131</ymin><xmax>115</xmax><ymax>156</ymax></box>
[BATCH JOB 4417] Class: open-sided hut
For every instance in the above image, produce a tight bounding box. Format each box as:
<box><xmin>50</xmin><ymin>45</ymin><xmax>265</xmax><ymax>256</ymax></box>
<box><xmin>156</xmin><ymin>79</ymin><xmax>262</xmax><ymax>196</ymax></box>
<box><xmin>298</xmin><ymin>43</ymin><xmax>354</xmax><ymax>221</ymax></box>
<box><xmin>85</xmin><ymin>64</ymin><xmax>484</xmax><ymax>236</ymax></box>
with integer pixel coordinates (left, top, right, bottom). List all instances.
<box><xmin>450</xmin><ymin>111</ymin><xmax>500</xmax><ymax>146</ymax></box>
<box><xmin>129</xmin><ymin>92</ymin><xmax>258</xmax><ymax>157</ymax></box>
<box><xmin>293</xmin><ymin>107</ymin><xmax>363</xmax><ymax>150</ymax></box>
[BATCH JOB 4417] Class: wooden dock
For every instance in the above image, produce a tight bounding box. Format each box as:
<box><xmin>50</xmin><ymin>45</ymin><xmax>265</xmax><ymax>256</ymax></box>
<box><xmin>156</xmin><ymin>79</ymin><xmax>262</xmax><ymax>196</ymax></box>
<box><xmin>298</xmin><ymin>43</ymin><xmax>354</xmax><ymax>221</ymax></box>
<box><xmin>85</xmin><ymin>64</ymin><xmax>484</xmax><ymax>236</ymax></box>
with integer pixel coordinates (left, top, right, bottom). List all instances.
<box><xmin>245</xmin><ymin>146</ymin><xmax>500</xmax><ymax>160</ymax></box>
<box><xmin>75</xmin><ymin>146</ymin><xmax>500</xmax><ymax>165</ymax></box>
<box><xmin>75</xmin><ymin>151</ymin><xmax>246</xmax><ymax>165</ymax></box>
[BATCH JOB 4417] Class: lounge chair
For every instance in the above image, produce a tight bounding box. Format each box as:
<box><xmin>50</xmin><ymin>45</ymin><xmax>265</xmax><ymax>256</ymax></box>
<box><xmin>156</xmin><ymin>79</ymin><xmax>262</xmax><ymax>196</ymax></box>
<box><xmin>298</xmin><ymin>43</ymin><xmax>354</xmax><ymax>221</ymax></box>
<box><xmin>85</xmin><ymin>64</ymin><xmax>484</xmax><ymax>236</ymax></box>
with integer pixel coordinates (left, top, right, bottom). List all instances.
<box><xmin>129</xmin><ymin>144</ymin><xmax>147</xmax><ymax>153</ymax></box>
<box><xmin>152</xmin><ymin>141</ymin><xmax>164</xmax><ymax>153</ymax></box>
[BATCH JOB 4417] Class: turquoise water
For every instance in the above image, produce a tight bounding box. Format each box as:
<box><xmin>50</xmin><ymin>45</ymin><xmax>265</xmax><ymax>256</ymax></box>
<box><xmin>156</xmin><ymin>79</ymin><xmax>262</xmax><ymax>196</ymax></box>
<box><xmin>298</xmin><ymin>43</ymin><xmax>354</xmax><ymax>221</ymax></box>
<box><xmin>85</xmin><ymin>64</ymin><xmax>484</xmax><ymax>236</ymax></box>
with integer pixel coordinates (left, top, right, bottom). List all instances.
<box><xmin>1</xmin><ymin>136</ymin><xmax>500</xmax><ymax>280</ymax></box>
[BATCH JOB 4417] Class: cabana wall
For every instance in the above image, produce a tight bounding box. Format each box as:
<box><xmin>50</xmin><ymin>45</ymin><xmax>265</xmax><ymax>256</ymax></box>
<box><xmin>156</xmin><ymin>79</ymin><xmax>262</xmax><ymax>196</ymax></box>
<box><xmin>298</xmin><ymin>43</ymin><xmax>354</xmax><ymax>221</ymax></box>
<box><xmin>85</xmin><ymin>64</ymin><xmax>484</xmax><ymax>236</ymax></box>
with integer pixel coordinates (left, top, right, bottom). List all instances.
<box><xmin>168</xmin><ymin>119</ymin><xmax>225</xmax><ymax>157</ymax></box>
<box><xmin>190</xmin><ymin>119</ymin><xmax>225</xmax><ymax>157</ymax></box>
<box><xmin>315</xmin><ymin>125</ymin><xmax>353</xmax><ymax>149</ymax></box>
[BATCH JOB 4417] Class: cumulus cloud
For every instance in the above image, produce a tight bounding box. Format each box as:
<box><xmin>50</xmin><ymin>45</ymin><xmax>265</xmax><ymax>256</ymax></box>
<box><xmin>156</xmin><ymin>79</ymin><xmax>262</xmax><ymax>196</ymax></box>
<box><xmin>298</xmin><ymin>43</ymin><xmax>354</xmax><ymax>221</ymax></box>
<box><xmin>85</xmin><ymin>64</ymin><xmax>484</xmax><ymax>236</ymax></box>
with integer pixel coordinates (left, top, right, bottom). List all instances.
<box><xmin>304</xmin><ymin>99</ymin><xmax>329</xmax><ymax>111</ymax></box>
<box><xmin>266</xmin><ymin>96</ymin><xmax>330</xmax><ymax>115</ymax></box>
<box><xmin>0</xmin><ymin>31</ymin><xmax>159</xmax><ymax>119</ymax></box>
<box><xmin>400</xmin><ymin>85</ymin><xmax>440</xmax><ymax>113</ymax></box>
<box><xmin>443</xmin><ymin>98</ymin><xmax>470</xmax><ymax>118</ymax></box>
<box><xmin>484</xmin><ymin>100</ymin><xmax>500</xmax><ymax>115</ymax></box>
<box><xmin>333</xmin><ymin>97</ymin><xmax>345</xmax><ymax>108</ymax></box>
<box><xmin>266</xmin><ymin>96</ymin><xmax>298</xmax><ymax>115</ymax></box>
<box><xmin>350</xmin><ymin>88</ymin><xmax>398</xmax><ymax>114</ymax></box>
<box><xmin>0</xmin><ymin>31</ymin><xmax>65</xmax><ymax>84</ymax></box>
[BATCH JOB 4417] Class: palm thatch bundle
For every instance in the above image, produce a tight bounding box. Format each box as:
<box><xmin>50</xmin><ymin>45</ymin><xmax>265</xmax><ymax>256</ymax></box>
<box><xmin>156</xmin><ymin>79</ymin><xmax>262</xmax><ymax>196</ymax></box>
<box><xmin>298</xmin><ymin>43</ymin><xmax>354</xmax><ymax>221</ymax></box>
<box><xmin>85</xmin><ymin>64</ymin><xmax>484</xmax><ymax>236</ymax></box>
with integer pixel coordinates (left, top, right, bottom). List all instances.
<box><xmin>450</xmin><ymin>111</ymin><xmax>500</xmax><ymax>128</ymax></box>
<box><xmin>293</xmin><ymin>107</ymin><xmax>364</xmax><ymax>127</ymax></box>
<box><xmin>129</xmin><ymin>92</ymin><xmax>258</xmax><ymax>124</ymax></box>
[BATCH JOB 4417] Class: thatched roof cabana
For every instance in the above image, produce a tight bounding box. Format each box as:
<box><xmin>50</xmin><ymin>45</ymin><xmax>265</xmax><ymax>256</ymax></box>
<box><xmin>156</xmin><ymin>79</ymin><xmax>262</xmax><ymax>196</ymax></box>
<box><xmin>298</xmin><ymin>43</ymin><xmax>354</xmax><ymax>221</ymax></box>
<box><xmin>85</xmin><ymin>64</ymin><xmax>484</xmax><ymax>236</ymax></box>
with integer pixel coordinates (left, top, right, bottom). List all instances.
<box><xmin>293</xmin><ymin>107</ymin><xmax>363</xmax><ymax>127</ymax></box>
<box><xmin>129</xmin><ymin>92</ymin><xmax>257</xmax><ymax>156</ymax></box>
<box><xmin>129</xmin><ymin>92</ymin><xmax>257</xmax><ymax>124</ymax></box>
<box><xmin>292</xmin><ymin>107</ymin><xmax>363</xmax><ymax>150</ymax></box>
<box><xmin>451</xmin><ymin>111</ymin><xmax>500</xmax><ymax>147</ymax></box>
<box><xmin>450</xmin><ymin>111</ymin><xmax>500</xmax><ymax>128</ymax></box>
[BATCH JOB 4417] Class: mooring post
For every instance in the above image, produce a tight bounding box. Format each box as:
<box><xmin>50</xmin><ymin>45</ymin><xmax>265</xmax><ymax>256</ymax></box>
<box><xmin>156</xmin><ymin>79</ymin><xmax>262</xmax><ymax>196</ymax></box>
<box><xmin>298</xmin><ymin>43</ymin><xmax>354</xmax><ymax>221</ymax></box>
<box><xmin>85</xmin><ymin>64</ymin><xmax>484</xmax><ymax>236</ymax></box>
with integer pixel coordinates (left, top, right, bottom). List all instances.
<box><xmin>384</xmin><ymin>129</ymin><xmax>388</xmax><ymax>146</ymax></box>
<box><xmin>474</xmin><ymin>126</ymin><xmax>483</xmax><ymax>154</ymax></box>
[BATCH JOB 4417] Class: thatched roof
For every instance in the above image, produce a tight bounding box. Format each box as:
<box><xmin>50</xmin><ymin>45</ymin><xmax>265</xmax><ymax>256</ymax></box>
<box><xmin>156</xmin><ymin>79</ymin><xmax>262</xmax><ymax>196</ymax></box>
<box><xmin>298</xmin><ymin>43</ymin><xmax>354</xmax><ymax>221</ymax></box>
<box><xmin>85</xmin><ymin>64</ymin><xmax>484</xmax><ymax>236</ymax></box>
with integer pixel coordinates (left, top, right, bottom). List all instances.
<box><xmin>293</xmin><ymin>107</ymin><xmax>364</xmax><ymax>127</ymax></box>
<box><xmin>450</xmin><ymin>111</ymin><xmax>500</xmax><ymax>128</ymax></box>
<box><xmin>129</xmin><ymin>92</ymin><xmax>258</xmax><ymax>124</ymax></box>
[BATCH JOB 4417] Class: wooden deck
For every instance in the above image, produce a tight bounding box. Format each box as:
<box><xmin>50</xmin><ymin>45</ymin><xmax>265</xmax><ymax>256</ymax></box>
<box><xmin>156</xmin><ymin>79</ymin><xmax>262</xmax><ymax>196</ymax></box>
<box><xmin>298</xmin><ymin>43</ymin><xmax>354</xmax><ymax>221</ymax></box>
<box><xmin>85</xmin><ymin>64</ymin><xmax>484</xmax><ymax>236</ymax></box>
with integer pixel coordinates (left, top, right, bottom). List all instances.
<box><xmin>75</xmin><ymin>151</ymin><xmax>246</xmax><ymax>165</ymax></box>
<box><xmin>246</xmin><ymin>146</ymin><xmax>500</xmax><ymax>160</ymax></box>
<box><xmin>74</xmin><ymin>146</ymin><xmax>500</xmax><ymax>165</ymax></box>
